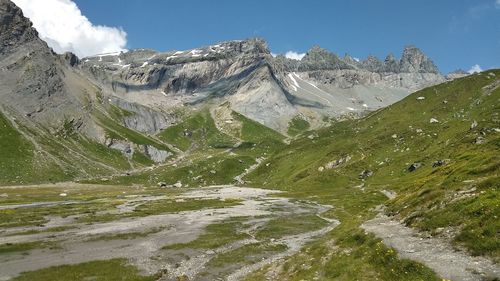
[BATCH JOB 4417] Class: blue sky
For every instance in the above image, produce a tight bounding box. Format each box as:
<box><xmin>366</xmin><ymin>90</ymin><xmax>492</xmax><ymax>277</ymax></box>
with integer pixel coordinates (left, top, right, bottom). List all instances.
<box><xmin>34</xmin><ymin>0</ymin><xmax>500</xmax><ymax>73</ymax></box>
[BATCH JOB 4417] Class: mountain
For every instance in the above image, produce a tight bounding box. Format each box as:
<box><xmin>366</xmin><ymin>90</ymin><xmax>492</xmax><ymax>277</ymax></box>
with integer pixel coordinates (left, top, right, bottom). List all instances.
<box><xmin>0</xmin><ymin>1</ymin><xmax>499</xmax><ymax>280</ymax></box>
<box><xmin>79</xmin><ymin>39</ymin><xmax>446</xmax><ymax>132</ymax></box>
<box><xmin>0</xmin><ymin>0</ymin><xmax>175</xmax><ymax>184</ymax></box>
<box><xmin>0</xmin><ymin>0</ymin><xmax>464</xmax><ymax>185</ymax></box>
<box><xmin>0</xmin><ymin>0</ymin><xmax>84</xmax><ymax>127</ymax></box>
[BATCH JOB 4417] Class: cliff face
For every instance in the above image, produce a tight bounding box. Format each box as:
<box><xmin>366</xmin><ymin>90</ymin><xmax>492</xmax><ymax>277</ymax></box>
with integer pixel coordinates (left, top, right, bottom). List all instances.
<box><xmin>78</xmin><ymin>38</ymin><xmax>445</xmax><ymax>131</ymax></box>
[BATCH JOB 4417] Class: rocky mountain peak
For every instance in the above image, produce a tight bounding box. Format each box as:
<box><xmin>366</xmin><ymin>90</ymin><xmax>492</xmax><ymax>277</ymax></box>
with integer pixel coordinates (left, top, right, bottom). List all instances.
<box><xmin>400</xmin><ymin>45</ymin><xmax>439</xmax><ymax>74</ymax></box>
<box><xmin>360</xmin><ymin>55</ymin><xmax>384</xmax><ymax>72</ymax></box>
<box><xmin>449</xmin><ymin>69</ymin><xmax>469</xmax><ymax>75</ymax></box>
<box><xmin>0</xmin><ymin>0</ymin><xmax>40</xmax><ymax>54</ymax></box>
<box><xmin>299</xmin><ymin>46</ymin><xmax>351</xmax><ymax>71</ymax></box>
<box><xmin>384</xmin><ymin>53</ymin><xmax>396</xmax><ymax>62</ymax></box>
<box><xmin>275</xmin><ymin>44</ymin><xmax>440</xmax><ymax>74</ymax></box>
<box><xmin>304</xmin><ymin>46</ymin><xmax>340</xmax><ymax>61</ymax></box>
<box><xmin>365</xmin><ymin>55</ymin><xmax>382</xmax><ymax>63</ymax></box>
<box><xmin>446</xmin><ymin>69</ymin><xmax>469</xmax><ymax>80</ymax></box>
<box><xmin>61</xmin><ymin>52</ymin><xmax>80</xmax><ymax>67</ymax></box>
<box><xmin>239</xmin><ymin>38</ymin><xmax>269</xmax><ymax>55</ymax></box>
<box><xmin>343</xmin><ymin>53</ymin><xmax>359</xmax><ymax>65</ymax></box>
<box><xmin>383</xmin><ymin>53</ymin><xmax>399</xmax><ymax>73</ymax></box>
<box><xmin>0</xmin><ymin>0</ymin><xmax>86</xmax><ymax>131</ymax></box>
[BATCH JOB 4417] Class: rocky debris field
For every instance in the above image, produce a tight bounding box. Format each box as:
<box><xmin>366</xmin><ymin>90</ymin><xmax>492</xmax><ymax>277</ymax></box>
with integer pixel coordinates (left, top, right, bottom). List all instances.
<box><xmin>0</xmin><ymin>184</ymin><xmax>337</xmax><ymax>281</ymax></box>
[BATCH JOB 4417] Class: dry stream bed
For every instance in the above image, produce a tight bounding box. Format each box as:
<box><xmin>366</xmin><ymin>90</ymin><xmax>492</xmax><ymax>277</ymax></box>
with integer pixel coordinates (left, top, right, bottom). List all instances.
<box><xmin>0</xmin><ymin>184</ymin><xmax>338</xmax><ymax>281</ymax></box>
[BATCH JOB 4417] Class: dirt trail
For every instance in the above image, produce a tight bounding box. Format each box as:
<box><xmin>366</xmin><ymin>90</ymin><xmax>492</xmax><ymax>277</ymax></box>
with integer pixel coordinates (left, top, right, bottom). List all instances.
<box><xmin>362</xmin><ymin>214</ymin><xmax>500</xmax><ymax>281</ymax></box>
<box><xmin>233</xmin><ymin>157</ymin><xmax>266</xmax><ymax>185</ymax></box>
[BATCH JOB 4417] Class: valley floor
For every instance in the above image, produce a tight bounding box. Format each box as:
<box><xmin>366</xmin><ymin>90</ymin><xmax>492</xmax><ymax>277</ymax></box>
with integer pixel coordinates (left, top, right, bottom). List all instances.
<box><xmin>1</xmin><ymin>183</ymin><xmax>498</xmax><ymax>281</ymax></box>
<box><xmin>0</xmin><ymin>184</ymin><xmax>337</xmax><ymax>281</ymax></box>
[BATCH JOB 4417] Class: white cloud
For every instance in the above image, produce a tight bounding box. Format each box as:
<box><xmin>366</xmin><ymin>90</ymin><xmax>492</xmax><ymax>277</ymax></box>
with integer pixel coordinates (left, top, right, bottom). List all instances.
<box><xmin>12</xmin><ymin>0</ymin><xmax>127</xmax><ymax>58</ymax></box>
<box><xmin>468</xmin><ymin>64</ymin><xmax>483</xmax><ymax>74</ymax></box>
<box><xmin>285</xmin><ymin>51</ymin><xmax>306</xmax><ymax>60</ymax></box>
<box><xmin>496</xmin><ymin>0</ymin><xmax>500</xmax><ymax>9</ymax></box>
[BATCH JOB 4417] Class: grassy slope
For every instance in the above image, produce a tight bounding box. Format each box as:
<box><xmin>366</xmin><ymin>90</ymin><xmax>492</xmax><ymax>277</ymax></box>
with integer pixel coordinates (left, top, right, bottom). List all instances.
<box><xmin>232</xmin><ymin>111</ymin><xmax>285</xmax><ymax>143</ymax></box>
<box><xmin>287</xmin><ymin>116</ymin><xmax>311</xmax><ymax>136</ymax></box>
<box><xmin>0</xmin><ymin>99</ymin><xmax>181</xmax><ymax>185</ymax></box>
<box><xmin>1</xmin><ymin>95</ymin><xmax>287</xmax><ymax>186</ymax></box>
<box><xmin>158</xmin><ymin>109</ymin><xmax>236</xmax><ymax>151</ymax></box>
<box><xmin>99</xmin><ymin>109</ymin><xmax>287</xmax><ymax>187</ymax></box>
<box><xmin>0</xmin><ymin>125</ymin><xmax>142</xmax><ymax>186</ymax></box>
<box><xmin>0</xmin><ymin>112</ymin><xmax>73</xmax><ymax>184</ymax></box>
<box><xmin>242</xmin><ymin>70</ymin><xmax>499</xmax><ymax>279</ymax></box>
<box><xmin>0</xmin><ymin>111</ymin><xmax>35</xmax><ymax>184</ymax></box>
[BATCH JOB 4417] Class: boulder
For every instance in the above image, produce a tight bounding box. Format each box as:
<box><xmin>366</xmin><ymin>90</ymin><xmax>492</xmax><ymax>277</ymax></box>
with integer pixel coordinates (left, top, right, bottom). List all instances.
<box><xmin>474</xmin><ymin>136</ymin><xmax>485</xmax><ymax>144</ymax></box>
<box><xmin>432</xmin><ymin>159</ymin><xmax>449</xmax><ymax>168</ymax></box>
<box><xmin>470</xmin><ymin>120</ymin><xmax>478</xmax><ymax>130</ymax></box>
<box><xmin>359</xmin><ymin>170</ymin><xmax>373</xmax><ymax>179</ymax></box>
<box><xmin>325</xmin><ymin>155</ymin><xmax>352</xmax><ymax>170</ymax></box>
<box><xmin>183</xmin><ymin>129</ymin><xmax>193</xmax><ymax>137</ymax></box>
<box><xmin>408</xmin><ymin>162</ymin><xmax>422</xmax><ymax>172</ymax></box>
<box><xmin>62</xmin><ymin>52</ymin><xmax>79</xmax><ymax>67</ymax></box>
<box><xmin>141</xmin><ymin>145</ymin><xmax>172</xmax><ymax>163</ymax></box>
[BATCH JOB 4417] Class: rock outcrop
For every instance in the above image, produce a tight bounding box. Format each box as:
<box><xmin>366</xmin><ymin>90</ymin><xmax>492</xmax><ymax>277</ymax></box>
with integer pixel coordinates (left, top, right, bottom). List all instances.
<box><xmin>0</xmin><ymin>0</ymin><xmax>85</xmax><ymax>129</ymax></box>
<box><xmin>446</xmin><ymin>69</ymin><xmax>469</xmax><ymax>80</ymax></box>
<box><xmin>0</xmin><ymin>0</ymin><xmax>40</xmax><ymax>55</ymax></box>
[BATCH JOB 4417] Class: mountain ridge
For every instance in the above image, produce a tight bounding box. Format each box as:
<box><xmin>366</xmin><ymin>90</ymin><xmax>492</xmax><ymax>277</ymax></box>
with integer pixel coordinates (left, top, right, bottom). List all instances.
<box><xmin>0</xmin><ymin>0</ymin><xmax>478</xmax><ymax>184</ymax></box>
<box><xmin>76</xmin><ymin>37</ymin><xmax>447</xmax><ymax>133</ymax></box>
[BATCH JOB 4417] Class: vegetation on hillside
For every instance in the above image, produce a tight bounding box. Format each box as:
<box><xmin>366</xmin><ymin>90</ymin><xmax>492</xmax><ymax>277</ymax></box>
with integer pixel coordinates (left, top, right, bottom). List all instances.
<box><xmin>0</xmin><ymin>112</ymin><xmax>34</xmax><ymax>184</ymax></box>
<box><xmin>246</xmin><ymin>70</ymin><xmax>500</xmax><ymax>260</ymax></box>
<box><xmin>158</xmin><ymin>109</ymin><xmax>236</xmax><ymax>151</ymax></box>
<box><xmin>1</xmin><ymin>69</ymin><xmax>498</xmax><ymax>280</ymax></box>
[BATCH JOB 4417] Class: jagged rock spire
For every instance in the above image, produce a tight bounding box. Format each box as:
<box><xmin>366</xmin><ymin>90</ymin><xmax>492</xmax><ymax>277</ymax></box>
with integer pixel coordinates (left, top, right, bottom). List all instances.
<box><xmin>400</xmin><ymin>45</ymin><xmax>439</xmax><ymax>74</ymax></box>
